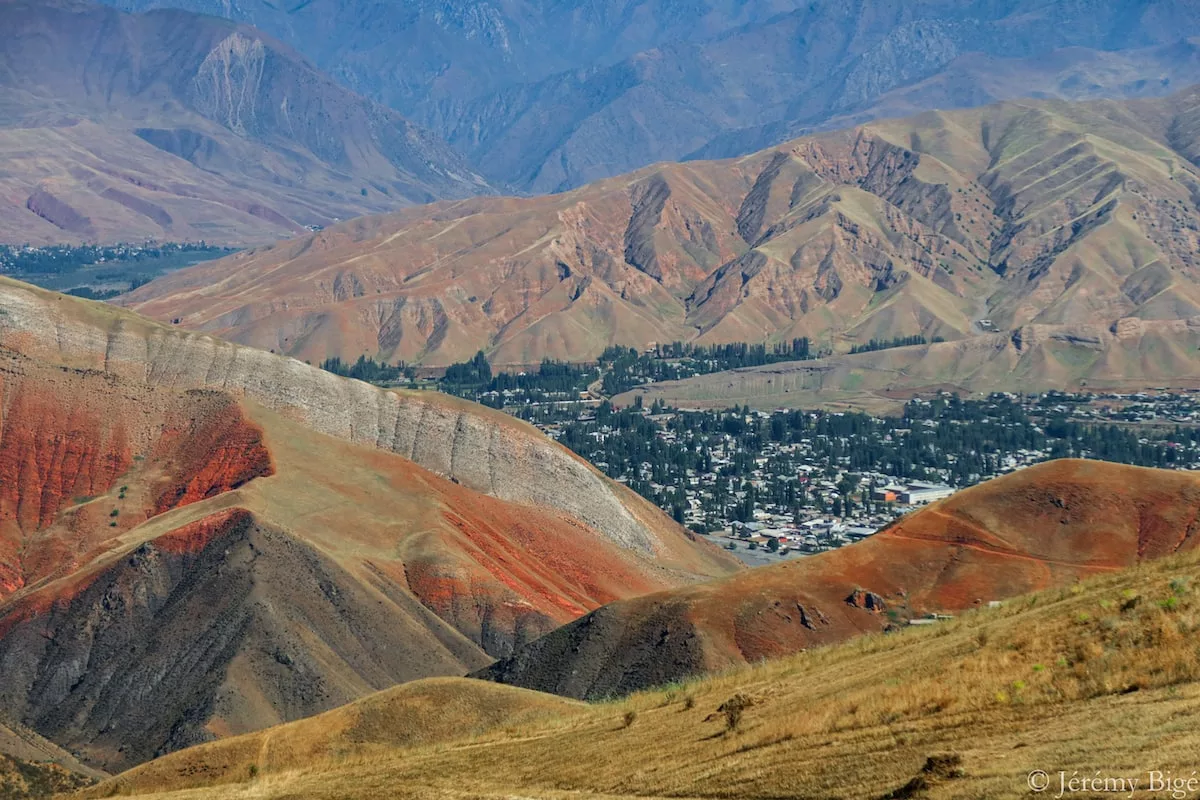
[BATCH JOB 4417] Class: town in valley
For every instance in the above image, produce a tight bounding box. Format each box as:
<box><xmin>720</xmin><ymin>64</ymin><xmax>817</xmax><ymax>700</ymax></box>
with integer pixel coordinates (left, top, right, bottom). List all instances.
<box><xmin>323</xmin><ymin>348</ymin><xmax>1200</xmax><ymax>566</ymax></box>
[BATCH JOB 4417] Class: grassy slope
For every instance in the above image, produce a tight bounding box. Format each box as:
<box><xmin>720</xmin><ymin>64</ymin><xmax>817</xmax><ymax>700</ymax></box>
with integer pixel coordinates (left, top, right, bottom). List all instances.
<box><xmin>0</xmin><ymin>719</ymin><xmax>102</xmax><ymax>798</ymax></box>
<box><xmin>89</xmin><ymin>548</ymin><xmax>1200</xmax><ymax>799</ymax></box>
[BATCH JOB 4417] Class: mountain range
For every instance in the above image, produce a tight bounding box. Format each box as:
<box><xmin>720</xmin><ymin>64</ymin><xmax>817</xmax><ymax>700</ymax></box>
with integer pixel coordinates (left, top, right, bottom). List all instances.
<box><xmin>5</xmin><ymin>1</ymin><xmax>1200</xmax><ymax>796</ymax></box>
<box><xmin>0</xmin><ymin>276</ymin><xmax>733</xmax><ymax>773</ymax></box>
<box><xmin>121</xmin><ymin>88</ymin><xmax>1200</xmax><ymax>401</ymax></box>
<box><xmin>0</xmin><ymin>0</ymin><xmax>490</xmax><ymax>246</ymax></box>
<box><xmin>99</xmin><ymin>0</ymin><xmax>1200</xmax><ymax>193</ymax></box>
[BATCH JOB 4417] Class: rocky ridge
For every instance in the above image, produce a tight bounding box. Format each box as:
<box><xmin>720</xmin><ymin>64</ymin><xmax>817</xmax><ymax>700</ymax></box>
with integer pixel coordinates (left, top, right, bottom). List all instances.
<box><xmin>123</xmin><ymin>89</ymin><xmax>1200</xmax><ymax>401</ymax></box>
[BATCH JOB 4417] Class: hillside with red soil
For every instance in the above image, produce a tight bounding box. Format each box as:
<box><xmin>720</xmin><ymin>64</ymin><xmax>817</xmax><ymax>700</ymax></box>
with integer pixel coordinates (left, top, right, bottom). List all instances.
<box><xmin>476</xmin><ymin>459</ymin><xmax>1200</xmax><ymax>699</ymax></box>
<box><xmin>0</xmin><ymin>277</ymin><xmax>736</xmax><ymax>772</ymax></box>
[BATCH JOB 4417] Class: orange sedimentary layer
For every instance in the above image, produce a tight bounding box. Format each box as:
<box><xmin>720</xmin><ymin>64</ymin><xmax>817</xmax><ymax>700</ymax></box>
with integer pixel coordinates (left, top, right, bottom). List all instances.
<box><xmin>153</xmin><ymin>508</ymin><xmax>253</xmax><ymax>555</ymax></box>
<box><xmin>440</xmin><ymin>496</ymin><xmax>663</xmax><ymax>621</ymax></box>
<box><xmin>152</xmin><ymin>414</ymin><xmax>274</xmax><ymax>515</ymax></box>
<box><xmin>565</xmin><ymin>460</ymin><xmax>1200</xmax><ymax>671</ymax></box>
<box><xmin>0</xmin><ymin>380</ymin><xmax>133</xmax><ymax>533</ymax></box>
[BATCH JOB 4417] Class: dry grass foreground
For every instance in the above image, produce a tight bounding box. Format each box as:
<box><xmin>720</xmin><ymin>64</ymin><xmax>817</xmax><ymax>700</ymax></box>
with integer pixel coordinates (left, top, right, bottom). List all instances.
<box><xmin>88</xmin><ymin>548</ymin><xmax>1200</xmax><ymax>799</ymax></box>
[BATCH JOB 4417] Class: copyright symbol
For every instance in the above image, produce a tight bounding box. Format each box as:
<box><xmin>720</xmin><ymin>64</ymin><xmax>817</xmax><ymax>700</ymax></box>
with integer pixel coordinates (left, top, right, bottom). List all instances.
<box><xmin>1028</xmin><ymin>770</ymin><xmax>1050</xmax><ymax>793</ymax></box>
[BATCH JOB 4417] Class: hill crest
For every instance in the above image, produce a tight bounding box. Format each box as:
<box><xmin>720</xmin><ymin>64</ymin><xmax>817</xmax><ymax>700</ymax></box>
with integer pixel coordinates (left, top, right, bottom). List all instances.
<box><xmin>77</xmin><ymin>543</ymin><xmax>1200</xmax><ymax>800</ymax></box>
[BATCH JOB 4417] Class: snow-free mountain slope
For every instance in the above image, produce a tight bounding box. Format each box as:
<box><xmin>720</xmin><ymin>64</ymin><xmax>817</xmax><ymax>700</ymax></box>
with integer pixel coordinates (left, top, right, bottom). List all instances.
<box><xmin>124</xmin><ymin>90</ymin><xmax>1200</xmax><ymax>401</ymax></box>
<box><xmin>0</xmin><ymin>277</ymin><xmax>735</xmax><ymax>772</ymax></box>
<box><xmin>0</xmin><ymin>0</ymin><xmax>490</xmax><ymax>245</ymax></box>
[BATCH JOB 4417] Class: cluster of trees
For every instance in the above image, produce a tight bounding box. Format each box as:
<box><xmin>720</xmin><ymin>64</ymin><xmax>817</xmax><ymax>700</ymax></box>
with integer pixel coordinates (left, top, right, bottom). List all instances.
<box><xmin>319</xmin><ymin>355</ymin><xmax>411</xmax><ymax>383</ymax></box>
<box><xmin>318</xmin><ymin>348</ymin><xmax>597</xmax><ymax>407</ymax></box>
<box><xmin>442</xmin><ymin>351</ymin><xmax>493</xmax><ymax>385</ymax></box>
<box><xmin>597</xmin><ymin>338</ymin><xmax>820</xmax><ymax>396</ymax></box>
<box><xmin>0</xmin><ymin>242</ymin><xmax>232</xmax><ymax>275</ymax></box>
<box><xmin>442</xmin><ymin>356</ymin><xmax>597</xmax><ymax>407</ymax></box>
<box><xmin>597</xmin><ymin>347</ymin><xmax>688</xmax><ymax>395</ymax></box>
<box><xmin>485</xmin><ymin>360</ymin><xmax>593</xmax><ymax>395</ymax></box>
<box><xmin>652</xmin><ymin>338</ymin><xmax>814</xmax><ymax>365</ymax></box>
<box><xmin>848</xmin><ymin>334</ymin><xmax>941</xmax><ymax>355</ymax></box>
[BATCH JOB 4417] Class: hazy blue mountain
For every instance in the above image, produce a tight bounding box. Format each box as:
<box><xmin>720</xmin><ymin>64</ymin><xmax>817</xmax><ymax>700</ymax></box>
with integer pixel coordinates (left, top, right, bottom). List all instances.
<box><xmin>0</xmin><ymin>0</ymin><xmax>491</xmax><ymax>244</ymax></box>
<box><xmin>98</xmin><ymin>0</ymin><xmax>1200</xmax><ymax>192</ymax></box>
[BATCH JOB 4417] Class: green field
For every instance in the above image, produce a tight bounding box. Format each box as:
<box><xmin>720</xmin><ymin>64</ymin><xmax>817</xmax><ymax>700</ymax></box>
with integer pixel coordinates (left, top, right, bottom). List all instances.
<box><xmin>1</xmin><ymin>243</ymin><xmax>236</xmax><ymax>297</ymax></box>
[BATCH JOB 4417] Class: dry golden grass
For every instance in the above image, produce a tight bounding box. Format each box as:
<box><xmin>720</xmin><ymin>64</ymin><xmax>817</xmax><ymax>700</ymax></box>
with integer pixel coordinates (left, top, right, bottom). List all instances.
<box><xmin>83</xmin><ymin>549</ymin><xmax>1200</xmax><ymax>799</ymax></box>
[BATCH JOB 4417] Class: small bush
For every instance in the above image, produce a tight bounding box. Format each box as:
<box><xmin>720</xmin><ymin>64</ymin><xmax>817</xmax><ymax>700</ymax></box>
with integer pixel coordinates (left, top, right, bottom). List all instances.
<box><xmin>683</xmin><ymin>695</ymin><xmax>695</xmax><ymax>710</ymax></box>
<box><xmin>717</xmin><ymin>693</ymin><xmax>756</xmax><ymax>732</ymax></box>
<box><xmin>109</xmin><ymin>509</ymin><xmax>119</xmax><ymax>518</ymax></box>
<box><xmin>622</xmin><ymin>710</ymin><xmax>637</xmax><ymax>728</ymax></box>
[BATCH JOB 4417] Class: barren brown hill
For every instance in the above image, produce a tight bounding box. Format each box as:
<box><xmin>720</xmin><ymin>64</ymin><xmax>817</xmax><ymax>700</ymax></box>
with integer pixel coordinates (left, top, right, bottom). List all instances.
<box><xmin>0</xmin><ymin>0</ymin><xmax>490</xmax><ymax>246</ymax></box>
<box><xmin>0</xmin><ymin>277</ymin><xmax>735</xmax><ymax>772</ymax></box>
<box><xmin>76</xmin><ymin>547</ymin><xmax>1200</xmax><ymax>800</ymax></box>
<box><xmin>474</xmin><ymin>460</ymin><xmax>1200</xmax><ymax>700</ymax></box>
<box><xmin>123</xmin><ymin>88</ymin><xmax>1200</xmax><ymax>387</ymax></box>
<box><xmin>84</xmin><ymin>678</ymin><xmax>585</xmax><ymax>795</ymax></box>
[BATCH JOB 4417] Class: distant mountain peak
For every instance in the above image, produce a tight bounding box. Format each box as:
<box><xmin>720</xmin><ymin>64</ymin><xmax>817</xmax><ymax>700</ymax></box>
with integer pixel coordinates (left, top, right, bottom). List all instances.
<box><xmin>0</xmin><ymin>0</ymin><xmax>492</xmax><ymax>245</ymax></box>
<box><xmin>97</xmin><ymin>0</ymin><xmax>1200</xmax><ymax>192</ymax></box>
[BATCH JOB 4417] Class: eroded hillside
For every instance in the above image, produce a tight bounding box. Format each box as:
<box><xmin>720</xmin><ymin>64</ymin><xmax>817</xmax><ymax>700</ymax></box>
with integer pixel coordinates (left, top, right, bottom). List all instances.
<box><xmin>476</xmin><ymin>460</ymin><xmax>1200</xmax><ymax>699</ymax></box>
<box><xmin>0</xmin><ymin>278</ymin><xmax>734</xmax><ymax>772</ymax></box>
<box><xmin>122</xmin><ymin>89</ymin><xmax>1200</xmax><ymax>398</ymax></box>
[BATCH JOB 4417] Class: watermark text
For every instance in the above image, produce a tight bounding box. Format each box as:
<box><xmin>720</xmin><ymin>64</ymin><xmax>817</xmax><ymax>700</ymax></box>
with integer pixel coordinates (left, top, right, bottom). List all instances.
<box><xmin>1028</xmin><ymin>770</ymin><xmax>1200</xmax><ymax>799</ymax></box>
